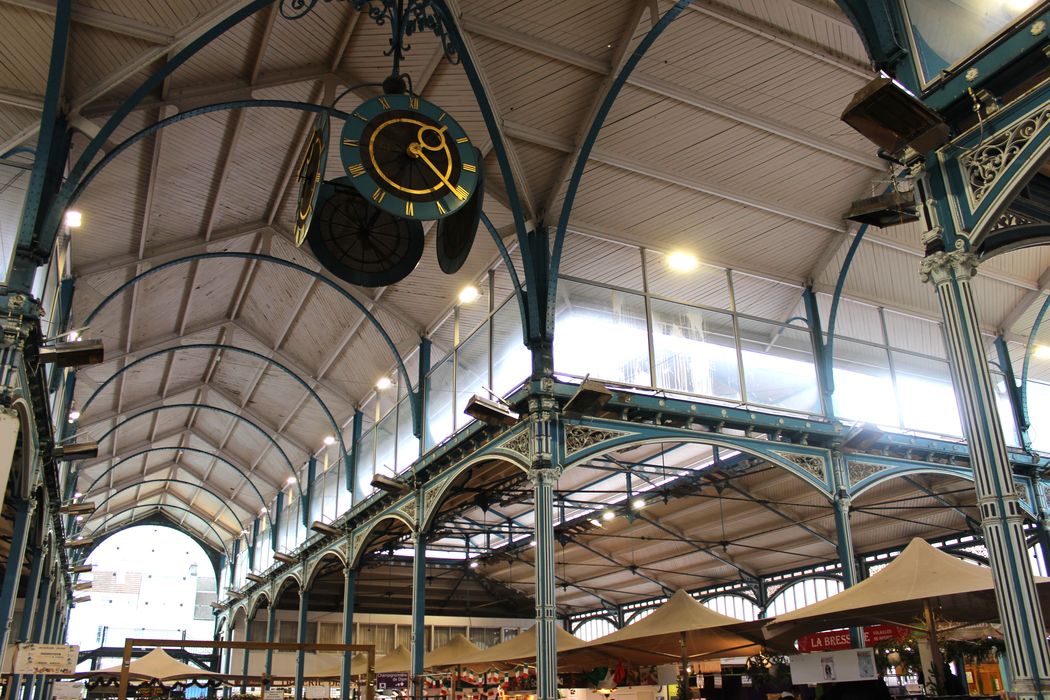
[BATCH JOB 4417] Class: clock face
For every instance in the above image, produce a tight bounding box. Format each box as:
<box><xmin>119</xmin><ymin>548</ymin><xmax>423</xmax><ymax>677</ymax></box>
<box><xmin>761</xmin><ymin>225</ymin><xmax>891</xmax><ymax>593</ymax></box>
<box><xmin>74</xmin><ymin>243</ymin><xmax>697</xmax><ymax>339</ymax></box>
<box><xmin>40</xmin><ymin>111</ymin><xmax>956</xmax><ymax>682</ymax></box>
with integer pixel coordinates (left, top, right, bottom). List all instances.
<box><xmin>339</xmin><ymin>93</ymin><xmax>479</xmax><ymax>221</ymax></box>
<box><xmin>294</xmin><ymin>112</ymin><xmax>330</xmax><ymax>246</ymax></box>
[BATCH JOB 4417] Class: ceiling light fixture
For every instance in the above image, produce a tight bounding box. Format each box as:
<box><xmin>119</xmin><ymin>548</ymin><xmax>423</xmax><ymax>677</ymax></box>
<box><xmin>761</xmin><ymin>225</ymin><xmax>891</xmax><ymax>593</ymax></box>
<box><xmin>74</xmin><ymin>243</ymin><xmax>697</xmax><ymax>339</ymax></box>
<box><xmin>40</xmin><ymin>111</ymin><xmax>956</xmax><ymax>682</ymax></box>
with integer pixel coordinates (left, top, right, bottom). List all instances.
<box><xmin>469</xmin><ymin>560</ymin><xmax>479</xmax><ymax>569</ymax></box>
<box><xmin>458</xmin><ymin>285</ymin><xmax>480</xmax><ymax>304</ymax></box>
<box><xmin>273</xmin><ymin>551</ymin><xmax>297</xmax><ymax>565</ymax></box>
<box><xmin>67</xmin><ymin>330</ymin><xmax>80</xmax><ymax>342</ymax></box>
<box><xmin>70</xmin><ymin>564</ymin><xmax>93</xmax><ymax>574</ymax></box>
<box><xmin>602</xmin><ymin>508</ymin><xmax>615</xmax><ymax>521</ymax></box>
<box><xmin>1035</xmin><ymin>345</ymin><xmax>1050</xmax><ymax>360</ymax></box>
<box><xmin>38</xmin><ymin>340</ymin><xmax>105</xmax><ymax>367</ymax></box>
<box><xmin>65</xmin><ymin>210</ymin><xmax>82</xmax><ymax>228</ymax></box>
<box><xmin>68</xmin><ymin>409</ymin><xmax>80</xmax><ymax>422</ymax></box>
<box><xmin>323</xmin><ymin>435</ymin><xmax>336</xmax><ymax>446</ymax></box>
<box><xmin>286</xmin><ymin>476</ymin><xmax>297</xmax><ymax>485</ymax></box>
<box><xmin>371</xmin><ymin>473</ymin><xmax>410</xmax><ymax>495</ymax></box>
<box><xmin>588</xmin><ymin>518</ymin><xmax>602</xmax><ymax>528</ymax></box>
<box><xmin>72</xmin><ymin>596</ymin><xmax>90</xmax><ymax>604</ymax></box>
<box><xmin>245</xmin><ymin>573</ymin><xmax>267</xmax><ymax>584</ymax></box>
<box><xmin>631</xmin><ymin>497</ymin><xmax>645</xmax><ymax>510</ymax></box>
<box><xmin>667</xmin><ymin>251</ymin><xmax>698</xmax><ymax>272</ymax></box>
<box><xmin>310</xmin><ymin>520</ymin><xmax>341</xmax><ymax>537</ymax></box>
<box><xmin>464</xmin><ymin>394</ymin><xmax>519</xmax><ymax>427</ymax></box>
<box><xmin>375</xmin><ymin>376</ymin><xmax>392</xmax><ymax>390</ymax></box>
<box><xmin>59</xmin><ymin>501</ymin><xmax>96</xmax><ymax>515</ymax></box>
<box><xmin>530</xmin><ymin>539</ymin><xmax>536</xmax><ymax>547</ymax></box>
<box><xmin>53</xmin><ymin>441</ymin><xmax>99</xmax><ymax>461</ymax></box>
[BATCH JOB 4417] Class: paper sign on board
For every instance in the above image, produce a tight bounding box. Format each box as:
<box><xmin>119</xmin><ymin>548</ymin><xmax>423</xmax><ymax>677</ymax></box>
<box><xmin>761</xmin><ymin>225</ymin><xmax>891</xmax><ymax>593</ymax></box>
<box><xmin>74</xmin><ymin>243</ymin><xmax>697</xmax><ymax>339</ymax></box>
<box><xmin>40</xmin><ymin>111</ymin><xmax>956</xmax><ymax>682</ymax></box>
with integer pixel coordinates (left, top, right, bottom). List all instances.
<box><xmin>13</xmin><ymin>644</ymin><xmax>79</xmax><ymax>675</ymax></box>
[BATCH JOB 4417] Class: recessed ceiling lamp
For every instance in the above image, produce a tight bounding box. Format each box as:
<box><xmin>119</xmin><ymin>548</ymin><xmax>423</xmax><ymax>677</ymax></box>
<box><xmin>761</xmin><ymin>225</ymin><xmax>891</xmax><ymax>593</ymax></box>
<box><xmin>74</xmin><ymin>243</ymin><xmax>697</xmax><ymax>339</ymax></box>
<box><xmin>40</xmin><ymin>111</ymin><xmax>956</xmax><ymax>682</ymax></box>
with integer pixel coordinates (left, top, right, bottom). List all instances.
<box><xmin>631</xmin><ymin>497</ymin><xmax>645</xmax><ymax>510</ymax></box>
<box><xmin>286</xmin><ymin>476</ymin><xmax>297</xmax><ymax>485</ymax></box>
<box><xmin>667</xmin><ymin>251</ymin><xmax>698</xmax><ymax>272</ymax></box>
<box><xmin>458</xmin><ymin>285</ymin><xmax>480</xmax><ymax>304</ymax></box>
<box><xmin>602</xmin><ymin>508</ymin><xmax>616</xmax><ymax>521</ymax></box>
<box><xmin>1035</xmin><ymin>345</ymin><xmax>1050</xmax><ymax>360</ymax></box>
<box><xmin>65</xmin><ymin>210</ymin><xmax>82</xmax><ymax>228</ymax></box>
<box><xmin>68</xmin><ymin>409</ymin><xmax>80</xmax><ymax>422</ymax></box>
<box><xmin>375</xmin><ymin>376</ymin><xmax>392</xmax><ymax>390</ymax></box>
<box><xmin>469</xmin><ymin>560</ymin><xmax>479</xmax><ymax>569</ymax></box>
<box><xmin>323</xmin><ymin>435</ymin><xmax>336</xmax><ymax>446</ymax></box>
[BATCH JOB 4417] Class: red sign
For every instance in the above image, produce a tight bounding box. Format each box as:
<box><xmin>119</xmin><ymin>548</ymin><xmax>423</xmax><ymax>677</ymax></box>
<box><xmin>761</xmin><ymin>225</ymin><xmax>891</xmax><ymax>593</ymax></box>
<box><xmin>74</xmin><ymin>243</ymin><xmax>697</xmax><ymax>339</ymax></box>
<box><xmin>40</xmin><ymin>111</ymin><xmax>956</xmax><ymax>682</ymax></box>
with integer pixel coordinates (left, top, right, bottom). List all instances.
<box><xmin>796</xmin><ymin>624</ymin><xmax>909</xmax><ymax>653</ymax></box>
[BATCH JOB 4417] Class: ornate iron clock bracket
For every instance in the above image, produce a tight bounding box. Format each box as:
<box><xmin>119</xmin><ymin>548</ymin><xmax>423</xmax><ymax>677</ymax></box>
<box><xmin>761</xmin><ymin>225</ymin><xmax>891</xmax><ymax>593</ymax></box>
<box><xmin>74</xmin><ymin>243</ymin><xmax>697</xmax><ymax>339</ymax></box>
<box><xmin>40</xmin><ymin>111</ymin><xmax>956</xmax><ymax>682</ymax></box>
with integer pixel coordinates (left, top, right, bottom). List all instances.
<box><xmin>281</xmin><ymin>0</ymin><xmax>459</xmax><ymax>77</ymax></box>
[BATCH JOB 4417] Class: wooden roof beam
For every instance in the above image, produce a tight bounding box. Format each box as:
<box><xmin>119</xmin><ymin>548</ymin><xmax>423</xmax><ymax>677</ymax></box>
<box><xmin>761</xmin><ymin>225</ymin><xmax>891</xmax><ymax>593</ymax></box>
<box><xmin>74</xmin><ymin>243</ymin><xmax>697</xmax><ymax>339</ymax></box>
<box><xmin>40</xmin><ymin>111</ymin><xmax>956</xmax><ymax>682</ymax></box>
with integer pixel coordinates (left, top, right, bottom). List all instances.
<box><xmin>0</xmin><ymin>0</ymin><xmax>175</xmax><ymax>44</ymax></box>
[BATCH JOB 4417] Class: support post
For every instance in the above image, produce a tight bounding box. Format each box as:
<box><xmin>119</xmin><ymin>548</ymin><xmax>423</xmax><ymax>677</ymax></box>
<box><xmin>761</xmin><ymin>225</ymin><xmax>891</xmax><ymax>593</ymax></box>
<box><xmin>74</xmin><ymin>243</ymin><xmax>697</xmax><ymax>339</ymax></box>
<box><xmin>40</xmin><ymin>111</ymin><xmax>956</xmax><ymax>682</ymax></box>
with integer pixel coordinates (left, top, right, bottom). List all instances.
<box><xmin>295</xmin><ymin>587</ymin><xmax>309</xmax><ymax>700</ymax></box>
<box><xmin>24</xmin><ymin>562</ymin><xmax>55</xmax><ymax>700</ymax></box>
<box><xmin>0</xmin><ymin>497</ymin><xmax>34</xmax><ymax>666</ymax></box>
<box><xmin>528</xmin><ymin>391</ymin><xmax>560</xmax><ymax>700</ymax></box>
<box><xmin>240</xmin><ymin>615</ymin><xmax>252</xmax><ymax>694</ymax></box>
<box><xmin>264</xmin><ymin>602</ymin><xmax>277</xmax><ymax>677</ymax></box>
<box><xmin>921</xmin><ymin>247</ymin><xmax>1050</xmax><ymax>699</ymax></box>
<box><xmin>410</xmin><ymin>531</ymin><xmax>427</xmax><ymax>699</ymax></box>
<box><xmin>830</xmin><ymin>453</ymin><xmax>861</xmax><ymax>646</ymax></box>
<box><xmin>7</xmin><ymin>545</ymin><xmax>46</xmax><ymax>700</ymax></box>
<box><xmin>341</xmin><ymin>567</ymin><xmax>357</xmax><ymax>700</ymax></box>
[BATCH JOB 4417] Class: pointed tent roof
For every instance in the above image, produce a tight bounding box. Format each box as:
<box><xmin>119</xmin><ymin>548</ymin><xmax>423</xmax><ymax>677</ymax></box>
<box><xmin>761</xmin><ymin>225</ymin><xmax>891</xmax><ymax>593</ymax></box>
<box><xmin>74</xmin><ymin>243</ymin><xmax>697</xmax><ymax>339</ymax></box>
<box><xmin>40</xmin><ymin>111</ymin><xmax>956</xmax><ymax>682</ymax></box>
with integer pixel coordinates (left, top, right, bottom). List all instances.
<box><xmin>585</xmin><ymin>589</ymin><xmax>765</xmax><ymax>664</ymax></box>
<box><xmin>94</xmin><ymin>648</ymin><xmax>217</xmax><ymax>681</ymax></box>
<box><xmin>375</xmin><ymin>645</ymin><xmax>412</xmax><ymax>673</ymax></box>
<box><xmin>426</xmin><ymin>634</ymin><xmax>483</xmax><ymax>668</ymax></box>
<box><xmin>459</xmin><ymin>625</ymin><xmax>592</xmax><ymax>668</ymax></box>
<box><xmin>764</xmin><ymin>537</ymin><xmax>1050</xmax><ymax>643</ymax></box>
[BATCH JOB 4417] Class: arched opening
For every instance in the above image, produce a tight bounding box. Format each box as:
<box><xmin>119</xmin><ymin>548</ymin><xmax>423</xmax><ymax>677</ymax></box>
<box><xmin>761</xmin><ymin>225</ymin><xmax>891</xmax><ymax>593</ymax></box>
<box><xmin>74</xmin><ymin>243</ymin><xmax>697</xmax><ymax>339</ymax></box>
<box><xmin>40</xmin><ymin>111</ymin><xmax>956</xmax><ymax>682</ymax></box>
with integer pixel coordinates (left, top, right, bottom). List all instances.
<box><xmin>66</xmin><ymin>525</ymin><xmax>217</xmax><ymax>672</ymax></box>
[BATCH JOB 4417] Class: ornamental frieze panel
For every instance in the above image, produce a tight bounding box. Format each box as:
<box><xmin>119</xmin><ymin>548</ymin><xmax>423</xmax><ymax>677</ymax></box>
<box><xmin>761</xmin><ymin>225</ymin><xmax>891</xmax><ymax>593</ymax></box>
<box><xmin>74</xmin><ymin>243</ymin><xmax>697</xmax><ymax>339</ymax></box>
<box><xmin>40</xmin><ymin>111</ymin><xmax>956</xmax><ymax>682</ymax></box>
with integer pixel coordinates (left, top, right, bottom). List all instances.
<box><xmin>564</xmin><ymin>424</ymin><xmax>634</xmax><ymax>457</ymax></box>
<box><xmin>772</xmin><ymin>450</ymin><xmax>826</xmax><ymax>482</ymax></box>
<box><xmin>395</xmin><ymin>496</ymin><xmax>418</xmax><ymax>526</ymax></box>
<box><xmin>496</xmin><ymin>430</ymin><xmax>530</xmax><ymax>460</ymax></box>
<box><xmin>421</xmin><ymin>472</ymin><xmax>456</xmax><ymax>529</ymax></box>
<box><xmin>1014</xmin><ymin>479</ymin><xmax>1031</xmax><ymax>508</ymax></box>
<box><xmin>959</xmin><ymin>105</ymin><xmax>1050</xmax><ymax>206</ymax></box>
<box><xmin>847</xmin><ymin>460</ymin><xmax>890</xmax><ymax>486</ymax></box>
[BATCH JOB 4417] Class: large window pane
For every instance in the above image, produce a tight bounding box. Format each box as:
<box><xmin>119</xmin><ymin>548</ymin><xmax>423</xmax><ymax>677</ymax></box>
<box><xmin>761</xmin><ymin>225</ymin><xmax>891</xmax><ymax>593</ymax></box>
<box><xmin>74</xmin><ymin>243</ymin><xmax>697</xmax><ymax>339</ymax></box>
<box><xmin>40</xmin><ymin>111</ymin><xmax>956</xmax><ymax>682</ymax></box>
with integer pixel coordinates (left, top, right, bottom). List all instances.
<box><xmin>425</xmin><ymin>355</ymin><xmax>455</xmax><ymax>450</ymax></box>
<box><xmin>395</xmin><ymin>398</ymin><xmax>419</xmax><ymax>472</ymax></box>
<box><xmin>554</xmin><ymin>279</ymin><xmax>650</xmax><ymax>386</ymax></box>
<box><xmin>892</xmin><ymin>352</ymin><xmax>963</xmax><ymax>437</ymax></box>
<box><xmin>456</xmin><ymin>322</ymin><xmax>489</xmax><ymax>430</ymax></box>
<box><xmin>831</xmin><ymin>338</ymin><xmax>898</xmax><ymax>426</ymax></box>
<box><xmin>1026</xmin><ymin>380</ymin><xmax>1050</xmax><ymax>451</ymax></box>
<box><xmin>354</xmin><ymin>430</ymin><xmax>375</xmax><ymax>501</ymax></box>
<box><xmin>650</xmin><ymin>299</ymin><xmax>740</xmax><ymax>400</ymax></box>
<box><xmin>492</xmin><ymin>299</ymin><xmax>529</xmax><ymax>398</ymax></box>
<box><xmin>737</xmin><ymin>317</ymin><xmax>819</xmax><ymax>413</ymax></box>
<box><xmin>990</xmin><ymin>370</ymin><xmax>1021</xmax><ymax>448</ymax></box>
<box><xmin>374</xmin><ymin>412</ymin><xmax>397</xmax><ymax>478</ymax></box>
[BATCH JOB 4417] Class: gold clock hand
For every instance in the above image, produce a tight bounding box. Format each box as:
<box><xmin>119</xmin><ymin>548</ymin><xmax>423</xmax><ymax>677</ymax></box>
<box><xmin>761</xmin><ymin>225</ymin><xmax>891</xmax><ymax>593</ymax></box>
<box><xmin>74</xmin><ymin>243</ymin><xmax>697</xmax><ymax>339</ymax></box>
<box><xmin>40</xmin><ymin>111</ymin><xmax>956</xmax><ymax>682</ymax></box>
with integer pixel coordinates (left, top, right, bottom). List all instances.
<box><xmin>416</xmin><ymin>124</ymin><xmax>449</xmax><ymax>152</ymax></box>
<box><xmin>407</xmin><ymin>142</ymin><xmax>466</xmax><ymax>200</ymax></box>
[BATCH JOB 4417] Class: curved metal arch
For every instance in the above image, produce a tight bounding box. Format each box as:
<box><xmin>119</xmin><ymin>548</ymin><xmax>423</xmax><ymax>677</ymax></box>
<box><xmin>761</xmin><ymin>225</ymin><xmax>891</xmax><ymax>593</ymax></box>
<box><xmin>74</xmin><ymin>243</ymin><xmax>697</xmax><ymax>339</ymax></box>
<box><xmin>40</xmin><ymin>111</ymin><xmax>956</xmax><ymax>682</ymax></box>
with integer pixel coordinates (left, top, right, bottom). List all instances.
<box><xmin>848</xmin><ymin>464</ymin><xmax>974</xmax><ymax>499</ymax></box>
<box><xmin>70</xmin><ymin>100</ymin><xmax>350</xmax><ymax>207</ymax></box>
<box><xmin>87</xmin><ymin>478</ymin><xmax>250</xmax><ymax>535</ymax></box>
<box><xmin>1020</xmin><ymin>290</ymin><xmax>1050</xmax><ymax>429</ymax></box>
<box><xmin>82</xmin><ymin>253</ymin><xmax>415</xmax><ymax>436</ymax></box>
<box><xmin>430</xmin><ymin>2</ymin><xmax>538</xmax><ymax>332</ymax></box>
<box><xmin>84</xmin><ymin>503</ymin><xmax>233</xmax><ymax>563</ymax></box>
<box><xmin>94</xmin><ymin>402</ymin><xmax>296</xmax><ymax>507</ymax></box>
<box><xmin>229</xmin><ymin>604</ymin><xmax>250</xmax><ymax>627</ymax></box>
<box><xmin>569</xmin><ymin>614</ymin><xmax>618</xmax><ymax>634</ymax></box>
<box><xmin>548</xmin><ymin>0</ymin><xmax>693</xmax><ymax>324</ymax></box>
<box><xmin>420</xmin><ymin>451</ymin><xmax>531</xmax><ymax>533</ymax></box>
<box><xmin>561</xmin><ymin>432</ymin><xmax>834</xmax><ymax>499</ymax></box>
<box><xmin>247</xmin><ymin>590</ymin><xmax>272</xmax><ymax>621</ymax></box>
<box><xmin>764</xmin><ymin>574</ymin><xmax>844</xmax><ymax>613</ymax></box>
<box><xmin>44</xmin><ymin>0</ymin><xmax>278</xmax><ymax>245</ymax></box>
<box><xmin>274</xmin><ymin>570</ymin><xmax>304</xmax><ymax>596</ymax></box>
<box><xmin>976</xmin><ymin>223</ymin><xmax>1050</xmax><ymax>262</ymax></box>
<box><xmin>304</xmin><ymin>549</ymin><xmax>347</xmax><ymax>591</ymax></box>
<box><xmin>349</xmin><ymin>513</ymin><xmax>414</xmax><ymax>569</ymax></box>
<box><xmin>82</xmin><ymin>445</ymin><xmax>293</xmax><ymax>515</ymax></box>
<box><xmin>79</xmin><ymin>341</ymin><xmax>340</xmax><ymax>497</ymax></box>
<box><xmin>698</xmin><ymin>590</ymin><xmax>763</xmax><ymax>610</ymax></box>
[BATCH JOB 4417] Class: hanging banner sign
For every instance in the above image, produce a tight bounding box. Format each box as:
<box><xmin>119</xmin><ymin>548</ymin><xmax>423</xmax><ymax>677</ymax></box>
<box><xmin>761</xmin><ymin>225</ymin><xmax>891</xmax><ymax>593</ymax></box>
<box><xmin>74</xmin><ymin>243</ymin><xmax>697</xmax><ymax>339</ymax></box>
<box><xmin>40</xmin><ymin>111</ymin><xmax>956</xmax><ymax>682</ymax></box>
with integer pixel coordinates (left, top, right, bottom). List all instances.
<box><xmin>796</xmin><ymin>624</ymin><xmax>909</xmax><ymax>653</ymax></box>
<box><xmin>12</xmin><ymin>644</ymin><xmax>80</xmax><ymax>674</ymax></box>
<box><xmin>376</xmin><ymin>672</ymin><xmax>409</xmax><ymax>689</ymax></box>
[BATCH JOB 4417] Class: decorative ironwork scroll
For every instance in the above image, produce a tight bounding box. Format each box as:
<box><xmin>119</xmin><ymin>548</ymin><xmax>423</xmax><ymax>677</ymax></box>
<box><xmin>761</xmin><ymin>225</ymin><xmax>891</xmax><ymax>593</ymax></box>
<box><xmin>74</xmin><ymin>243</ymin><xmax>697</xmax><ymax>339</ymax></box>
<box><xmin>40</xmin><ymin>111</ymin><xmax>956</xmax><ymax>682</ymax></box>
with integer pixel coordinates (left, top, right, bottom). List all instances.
<box><xmin>280</xmin><ymin>0</ymin><xmax>459</xmax><ymax>69</ymax></box>
<box><xmin>960</xmin><ymin>105</ymin><xmax>1050</xmax><ymax>204</ymax></box>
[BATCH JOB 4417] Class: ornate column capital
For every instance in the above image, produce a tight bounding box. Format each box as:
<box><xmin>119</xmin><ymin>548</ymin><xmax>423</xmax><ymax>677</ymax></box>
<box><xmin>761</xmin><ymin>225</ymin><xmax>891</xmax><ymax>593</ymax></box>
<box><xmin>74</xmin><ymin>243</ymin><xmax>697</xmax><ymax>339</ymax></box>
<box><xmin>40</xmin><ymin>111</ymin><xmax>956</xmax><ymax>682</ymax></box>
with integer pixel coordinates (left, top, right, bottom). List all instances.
<box><xmin>528</xmin><ymin>465</ymin><xmax>562</xmax><ymax>486</ymax></box>
<box><xmin>919</xmin><ymin>246</ymin><xmax>979</xmax><ymax>286</ymax></box>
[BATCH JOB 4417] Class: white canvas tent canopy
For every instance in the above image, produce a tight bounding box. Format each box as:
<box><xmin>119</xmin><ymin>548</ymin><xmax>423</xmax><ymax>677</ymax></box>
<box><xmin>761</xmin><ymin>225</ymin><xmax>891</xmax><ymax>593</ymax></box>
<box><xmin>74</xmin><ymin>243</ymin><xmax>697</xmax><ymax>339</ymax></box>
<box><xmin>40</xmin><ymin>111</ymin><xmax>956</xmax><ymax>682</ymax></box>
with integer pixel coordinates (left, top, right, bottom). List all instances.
<box><xmin>763</xmin><ymin>537</ymin><xmax>1050</xmax><ymax>645</ymax></box>
<box><xmin>584</xmin><ymin>589</ymin><xmax>766</xmax><ymax>664</ymax></box>
<box><xmin>87</xmin><ymin>648</ymin><xmax>217</xmax><ymax>681</ymax></box>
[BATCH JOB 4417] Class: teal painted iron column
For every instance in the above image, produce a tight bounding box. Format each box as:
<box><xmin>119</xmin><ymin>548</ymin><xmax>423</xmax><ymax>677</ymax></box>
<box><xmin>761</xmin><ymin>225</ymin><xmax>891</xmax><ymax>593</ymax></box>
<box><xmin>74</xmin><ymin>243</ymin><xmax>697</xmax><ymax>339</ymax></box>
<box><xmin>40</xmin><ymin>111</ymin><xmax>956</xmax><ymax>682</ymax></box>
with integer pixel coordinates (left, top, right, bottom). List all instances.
<box><xmin>222</xmin><ymin>624</ymin><xmax>233</xmax><ymax>699</ymax></box>
<box><xmin>295</xmin><ymin>588</ymin><xmax>309</xmax><ymax>700</ymax></box>
<box><xmin>410</xmin><ymin>533</ymin><xmax>426</xmax><ymax>699</ymax></box>
<box><xmin>0</xmin><ymin>497</ymin><xmax>34</xmax><ymax>666</ymax></box>
<box><xmin>528</xmin><ymin>393</ymin><xmax>560</xmax><ymax>700</ymax></box>
<box><xmin>341</xmin><ymin>566</ymin><xmax>356</xmax><ymax>700</ymax></box>
<box><xmin>8</xmin><ymin>544</ymin><xmax>45</xmax><ymax>700</ymax></box>
<box><xmin>830</xmin><ymin>454</ymin><xmax>861</xmax><ymax>647</ymax></box>
<box><xmin>264</xmin><ymin>602</ymin><xmax>277</xmax><ymax>677</ymax></box>
<box><xmin>921</xmin><ymin>248</ymin><xmax>1050</xmax><ymax>699</ymax></box>
<box><xmin>240</xmin><ymin>615</ymin><xmax>252</xmax><ymax>694</ymax></box>
<box><xmin>24</xmin><ymin>564</ymin><xmax>55</xmax><ymax>700</ymax></box>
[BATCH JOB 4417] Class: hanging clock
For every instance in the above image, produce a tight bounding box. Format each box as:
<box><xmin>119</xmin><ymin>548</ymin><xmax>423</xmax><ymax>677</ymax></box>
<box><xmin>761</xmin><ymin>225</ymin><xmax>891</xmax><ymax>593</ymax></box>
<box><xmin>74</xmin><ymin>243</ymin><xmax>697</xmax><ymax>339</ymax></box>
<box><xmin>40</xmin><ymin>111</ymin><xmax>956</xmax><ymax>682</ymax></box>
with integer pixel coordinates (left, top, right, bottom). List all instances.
<box><xmin>294</xmin><ymin>111</ymin><xmax>330</xmax><ymax>246</ymax></box>
<box><xmin>436</xmin><ymin>149</ymin><xmax>484</xmax><ymax>274</ymax></box>
<box><xmin>307</xmin><ymin>177</ymin><xmax>424</xmax><ymax>288</ymax></box>
<box><xmin>339</xmin><ymin>93</ymin><xmax>480</xmax><ymax>222</ymax></box>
